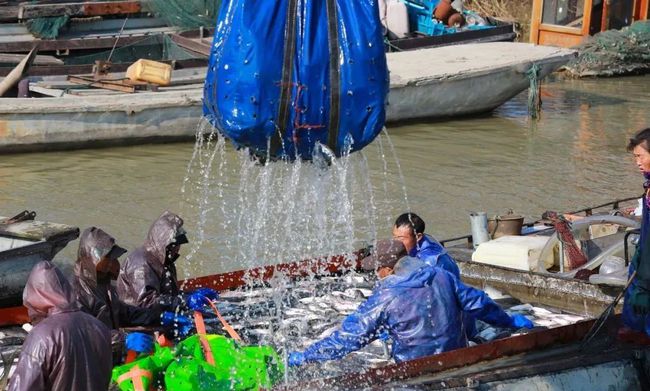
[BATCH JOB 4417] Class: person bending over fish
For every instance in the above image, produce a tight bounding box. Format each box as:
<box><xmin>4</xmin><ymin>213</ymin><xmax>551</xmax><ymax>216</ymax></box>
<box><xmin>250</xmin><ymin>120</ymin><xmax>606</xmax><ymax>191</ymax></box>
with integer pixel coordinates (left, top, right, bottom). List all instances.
<box><xmin>392</xmin><ymin>212</ymin><xmax>479</xmax><ymax>338</ymax></box>
<box><xmin>72</xmin><ymin>227</ymin><xmax>162</xmax><ymax>360</ymax></box>
<box><xmin>116</xmin><ymin>211</ymin><xmax>218</xmax><ymax>339</ymax></box>
<box><xmin>8</xmin><ymin>261</ymin><xmax>112</xmax><ymax>391</ymax></box>
<box><xmin>288</xmin><ymin>240</ymin><xmax>533</xmax><ymax>366</ymax></box>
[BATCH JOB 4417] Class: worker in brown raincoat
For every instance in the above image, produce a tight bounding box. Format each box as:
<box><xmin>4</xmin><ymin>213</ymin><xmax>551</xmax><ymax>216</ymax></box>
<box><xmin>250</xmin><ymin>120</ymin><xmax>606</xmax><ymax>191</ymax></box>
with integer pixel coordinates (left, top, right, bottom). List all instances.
<box><xmin>8</xmin><ymin>261</ymin><xmax>112</xmax><ymax>391</ymax></box>
<box><xmin>117</xmin><ymin>211</ymin><xmax>188</xmax><ymax>311</ymax></box>
<box><xmin>72</xmin><ymin>227</ymin><xmax>161</xmax><ymax>356</ymax></box>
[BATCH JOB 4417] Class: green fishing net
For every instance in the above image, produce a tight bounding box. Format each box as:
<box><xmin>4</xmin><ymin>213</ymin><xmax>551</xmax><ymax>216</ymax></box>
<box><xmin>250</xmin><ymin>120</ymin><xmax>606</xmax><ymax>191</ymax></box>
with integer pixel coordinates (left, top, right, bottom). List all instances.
<box><xmin>147</xmin><ymin>0</ymin><xmax>221</xmax><ymax>29</ymax></box>
<box><xmin>564</xmin><ymin>21</ymin><xmax>650</xmax><ymax>77</ymax></box>
<box><xmin>63</xmin><ymin>35</ymin><xmax>204</xmax><ymax>65</ymax></box>
<box><xmin>26</xmin><ymin>15</ymin><xmax>70</xmax><ymax>39</ymax></box>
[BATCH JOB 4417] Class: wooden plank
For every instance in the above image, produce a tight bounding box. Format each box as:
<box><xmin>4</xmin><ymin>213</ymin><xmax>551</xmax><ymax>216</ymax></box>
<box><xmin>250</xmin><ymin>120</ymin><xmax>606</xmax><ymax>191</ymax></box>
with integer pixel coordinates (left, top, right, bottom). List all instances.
<box><xmin>0</xmin><ymin>6</ymin><xmax>19</xmax><ymax>23</ymax></box>
<box><xmin>83</xmin><ymin>1</ymin><xmax>140</xmax><ymax>17</ymax></box>
<box><xmin>529</xmin><ymin>0</ymin><xmax>543</xmax><ymax>44</ymax></box>
<box><xmin>169</xmin><ymin>33</ymin><xmax>211</xmax><ymax>57</ymax></box>
<box><xmin>67</xmin><ymin>75</ymin><xmax>136</xmax><ymax>93</ymax></box>
<box><xmin>28</xmin><ymin>85</ymin><xmax>66</xmax><ymax>97</ymax></box>
<box><xmin>18</xmin><ymin>1</ymin><xmax>141</xmax><ymax>19</ymax></box>
<box><xmin>0</xmin><ymin>58</ymin><xmax>208</xmax><ymax>77</ymax></box>
<box><xmin>581</xmin><ymin>0</ymin><xmax>594</xmax><ymax>37</ymax></box>
<box><xmin>538</xmin><ymin>23</ymin><xmax>584</xmax><ymax>35</ymax></box>
<box><xmin>0</xmin><ymin>53</ymin><xmax>63</xmax><ymax>65</ymax></box>
<box><xmin>0</xmin><ymin>34</ymin><xmax>149</xmax><ymax>53</ymax></box>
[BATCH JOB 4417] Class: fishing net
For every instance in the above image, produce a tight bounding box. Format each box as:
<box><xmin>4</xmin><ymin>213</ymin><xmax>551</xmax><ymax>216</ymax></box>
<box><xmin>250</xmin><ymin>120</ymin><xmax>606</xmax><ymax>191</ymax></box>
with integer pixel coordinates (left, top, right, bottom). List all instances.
<box><xmin>63</xmin><ymin>35</ymin><xmax>205</xmax><ymax>65</ymax></box>
<box><xmin>563</xmin><ymin>20</ymin><xmax>650</xmax><ymax>77</ymax></box>
<box><xmin>26</xmin><ymin>15</ymin><xmax>70</xmax><ymax>39</ymax></box>
<box><xmin>147</xmin><ymin>0</ymin><xmax>221</xmax><ymax>29</ymax></box>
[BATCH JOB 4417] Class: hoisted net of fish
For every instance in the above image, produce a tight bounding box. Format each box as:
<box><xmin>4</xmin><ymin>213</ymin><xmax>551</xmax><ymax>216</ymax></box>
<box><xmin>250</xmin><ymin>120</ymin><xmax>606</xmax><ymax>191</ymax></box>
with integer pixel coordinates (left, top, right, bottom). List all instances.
<box><xmin>203</xmin><ymin>0</ymin><xmax>389</xmax><ymax>161</ymax></box>
<box><xmin>563</xmin><ymin>20</ymin><xmax>650</xmax><ymax>78</ymax></box>
<box><xmin>147</xmin><ymin>0</ymin><xmax>221</xmax><ymax>29</ymax></box>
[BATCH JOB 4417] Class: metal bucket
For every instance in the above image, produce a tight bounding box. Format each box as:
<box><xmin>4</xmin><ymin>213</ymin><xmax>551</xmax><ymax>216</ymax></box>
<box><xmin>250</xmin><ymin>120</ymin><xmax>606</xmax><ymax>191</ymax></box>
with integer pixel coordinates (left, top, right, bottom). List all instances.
<box><xmin>469</xmin><ymin>212</ymin><xmax>490</xmax><ymax>249</ymax></box>
<box><xmin>488</xmin><ymin>213</ymin><xmax>524</xmax><ymax>239</ymax></box>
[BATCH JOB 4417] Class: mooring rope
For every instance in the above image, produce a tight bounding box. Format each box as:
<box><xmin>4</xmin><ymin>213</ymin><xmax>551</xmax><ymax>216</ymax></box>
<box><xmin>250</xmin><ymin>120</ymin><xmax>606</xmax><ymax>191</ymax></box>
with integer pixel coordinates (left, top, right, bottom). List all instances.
<box><xmin>527</xmin><ymin>63</ymin><xmax>541</xmax><ymax>119</ymax></box>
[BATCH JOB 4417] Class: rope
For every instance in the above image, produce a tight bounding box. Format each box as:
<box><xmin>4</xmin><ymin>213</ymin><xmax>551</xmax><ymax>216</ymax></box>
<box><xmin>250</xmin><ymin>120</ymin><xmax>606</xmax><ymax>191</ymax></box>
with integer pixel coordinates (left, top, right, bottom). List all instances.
<box><xmin>117</xmin><ymin>365</ymin><xmax>152</xmax><ymax>391</ymax></box>
<box><xmin>107</xmin><ymin>17</ymin><xmax>129</xmax><ymax>63</ymax></box>
<box><xmin>193</xmin><ymin>311</ymin><xmax>216</xmax><ymax>366</ymax></box>
<box><xmin>207</xmin><ymin>300</ymin><xmax>243</xmax><ymax>342</ymax></box>
<box><xmin>546</xmin><ymin>211</ymin><xmax>588</xmax><ymax>269</ymax></box>
<box><xmin>526</xmin><ymin>63</ymin><xmax>541</xmax><ymax>119</ymax></box>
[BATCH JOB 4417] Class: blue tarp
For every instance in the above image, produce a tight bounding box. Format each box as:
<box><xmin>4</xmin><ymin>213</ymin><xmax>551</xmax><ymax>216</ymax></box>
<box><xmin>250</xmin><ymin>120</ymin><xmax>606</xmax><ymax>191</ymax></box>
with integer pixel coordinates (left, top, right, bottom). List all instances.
<box><xmin>203</xmin><ymin>0</ymin><xmax>389</xmax><ymax>160</ymax></box>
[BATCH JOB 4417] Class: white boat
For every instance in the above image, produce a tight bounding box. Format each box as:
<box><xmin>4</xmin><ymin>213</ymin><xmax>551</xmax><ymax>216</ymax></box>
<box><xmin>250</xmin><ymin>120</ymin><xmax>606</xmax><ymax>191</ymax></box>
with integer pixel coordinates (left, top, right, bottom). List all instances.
<box><xmin>0</xmin><ymin>42</ymin><xmax>575</xmax><ymax>152</ymax></box>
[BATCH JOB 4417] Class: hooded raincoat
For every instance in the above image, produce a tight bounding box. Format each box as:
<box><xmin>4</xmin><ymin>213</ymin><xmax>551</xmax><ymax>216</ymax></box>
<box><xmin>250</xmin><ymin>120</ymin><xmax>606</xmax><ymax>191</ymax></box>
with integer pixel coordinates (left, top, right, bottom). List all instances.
<box><xmin>300</xmin><ymin>257</ymin><xmax>515</xmax><ymax>364</ymax></box>
<box><xmin>8</xmin><ymin>261</ymin><xmax>112</xmax><ymax>391</ymax></box>
<box><xmin>117</xmin><ymin>211</ymin><xmax>184</xmax><ymax>310</ymax></box>
<box><xmin>411</xmin><ymin>234</ymin><xmax>460</xmax><ymax>277</ymax></box>
<box><xmin>73</xmin><ymin>227</ymin><xmax>160</xmax><ymax>330</ymax></box>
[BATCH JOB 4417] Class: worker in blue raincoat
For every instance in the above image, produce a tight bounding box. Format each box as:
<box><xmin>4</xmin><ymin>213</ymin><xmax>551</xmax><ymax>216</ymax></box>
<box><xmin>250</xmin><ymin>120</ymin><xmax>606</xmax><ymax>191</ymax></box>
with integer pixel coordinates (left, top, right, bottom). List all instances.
<box><xmin>392</xmin><ymin>212</ymin><xmax>459</xmax><ymax>277</ymax></box>
<box><xmin>392</xmin><ymin>212</ymin><xmax>480</xmax><ymax>338</ymax></box>
<box><xmin>623</xmin><ymin>128</ymin><xmax>650</xmax><ymax>335</ymax></box>
<box><xmin>288</xmin><ymin>240</ymin><xmax>533</xmax><ymax>366</ymax></box>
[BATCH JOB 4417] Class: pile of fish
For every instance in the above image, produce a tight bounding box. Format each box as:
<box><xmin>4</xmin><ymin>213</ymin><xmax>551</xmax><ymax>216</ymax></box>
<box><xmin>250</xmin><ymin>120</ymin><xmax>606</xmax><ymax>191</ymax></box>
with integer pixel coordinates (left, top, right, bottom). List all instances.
<box><xmin>204</xmin><ymin>271</ymin><xmax>587</xmax><ymax>381</ymax></box>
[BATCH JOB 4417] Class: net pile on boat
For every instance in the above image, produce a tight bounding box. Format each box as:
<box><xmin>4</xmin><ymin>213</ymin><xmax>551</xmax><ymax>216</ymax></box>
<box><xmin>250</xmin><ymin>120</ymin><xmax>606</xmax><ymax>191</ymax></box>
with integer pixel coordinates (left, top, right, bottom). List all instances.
<box><xmin>147</xmin><ymin>0</ymin><xmax>220</xmax><ymax>29</ymax></box>
<box><xmin>563</xmin><ymin>21</ymin><xmax>650</xmax><ymax>77</ymax></box>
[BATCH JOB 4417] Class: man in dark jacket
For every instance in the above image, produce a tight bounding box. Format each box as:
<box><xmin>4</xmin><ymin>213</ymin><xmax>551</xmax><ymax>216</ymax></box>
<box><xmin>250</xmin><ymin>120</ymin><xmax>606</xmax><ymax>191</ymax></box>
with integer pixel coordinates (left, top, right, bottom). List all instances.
<box><xmin>8</xmin><ymin>261</ymin><xmax>112</xmax><ymax>391</ymax></box>
<box><xmin>72</xmin><ymin>227</ymin><xmax>161</xmax><ymax>347</ymax></box>
<box><xmin>288</xmin><ymin>240</ymin><xmax>533</xmax><ymax>366</ymax></box>
<box><xmin>117</xmin><ymin>211</ymin><xmax>188</xmax><ymax>311</ymax></box>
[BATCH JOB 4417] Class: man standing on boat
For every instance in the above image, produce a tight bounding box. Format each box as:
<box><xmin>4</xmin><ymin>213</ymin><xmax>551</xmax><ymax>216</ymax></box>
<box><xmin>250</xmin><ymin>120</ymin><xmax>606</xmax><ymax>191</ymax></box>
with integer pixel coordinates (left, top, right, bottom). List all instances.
<box><xmin>72</xmin><ymin>227</ymin><xmax>162</xmax><ymax>359</ymax></box>
<box><xmin>623</xmin><ymin>128</ymin><xmax>650</xmax><ymax>338</ymax></box>
<box><xmin>287</xmin><ymin>240</ymin><xmax>533</xmax><ymax>366</ymax></box>
<box><xmin>8</xmin><ymin>261</ymin><xmax>112</xmax><ymax>391</ymax></box>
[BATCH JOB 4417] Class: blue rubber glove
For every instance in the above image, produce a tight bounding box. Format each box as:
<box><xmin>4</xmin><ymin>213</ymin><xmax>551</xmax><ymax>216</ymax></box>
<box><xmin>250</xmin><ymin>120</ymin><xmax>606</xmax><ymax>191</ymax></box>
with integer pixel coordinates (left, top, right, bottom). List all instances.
<box><xmin>125</xmin><ymin>332</ymin><xmax>154</xmax><ymax>353</ymax></box>
<box><xmin>510</xmin><ymin>314</ymin><xmax>534</xmax><ymax>329</ymax></box>
<box><xmin>186</xmin><ymin>287</ymin><xmax>220</xmax><ymax>312</ymax></box>
<box><xmin>288</xmin><ymin>352</ymin><xmax>306</xmax><ymax>367</ymax></box>
<box><xmin>160</xmin><ymin>311</ymin><xmax>194</xmax><ymax>338</ymax></box>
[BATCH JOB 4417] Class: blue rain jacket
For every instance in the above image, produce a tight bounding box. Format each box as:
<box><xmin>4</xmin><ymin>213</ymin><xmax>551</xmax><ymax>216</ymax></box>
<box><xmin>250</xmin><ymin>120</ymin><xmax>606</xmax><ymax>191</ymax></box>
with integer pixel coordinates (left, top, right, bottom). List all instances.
<box><xmin>411</xmin><ymin>234</ymin><xmax>476</xmax><ymax>338</ymax></box>
<box><xmin>623</xmin><ymin>190</ymin><xmax>650</xmax><ymax>334</ymax></box>
<box><xmin>411</xmin><ymin>234</ymin><xmax>460</xmax><ymax>278</ymax></box>
<box><xmin>301</xmin><ymin>257</ymin><xmax>514</xmax><ymax>363</ymax></box>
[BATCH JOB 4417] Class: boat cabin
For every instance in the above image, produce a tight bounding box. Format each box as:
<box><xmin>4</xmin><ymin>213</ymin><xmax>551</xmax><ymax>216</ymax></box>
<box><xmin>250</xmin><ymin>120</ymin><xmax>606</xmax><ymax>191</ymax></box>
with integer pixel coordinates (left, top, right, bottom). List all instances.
<box><xmin>530</xmin><ymin>0</ymin><xmax>650</xmax><ymax>47</ymax></box>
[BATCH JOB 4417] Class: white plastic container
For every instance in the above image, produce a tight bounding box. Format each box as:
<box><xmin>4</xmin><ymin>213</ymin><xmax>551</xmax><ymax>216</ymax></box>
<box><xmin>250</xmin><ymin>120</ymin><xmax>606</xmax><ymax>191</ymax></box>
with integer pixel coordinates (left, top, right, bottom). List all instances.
<box><xmin>472</xmin><ymin>235</ymin><xmax>554</xmax><ymax>271</ymax></box>
<box><xmin>126</xmin><ymin>59</ymin><xmax>172</xmax><ymax>86</ymax></box>
<box><xmin>383</xmin><ymin>0</ymin><xmax>409</xmax><ymax>39</ymax></box>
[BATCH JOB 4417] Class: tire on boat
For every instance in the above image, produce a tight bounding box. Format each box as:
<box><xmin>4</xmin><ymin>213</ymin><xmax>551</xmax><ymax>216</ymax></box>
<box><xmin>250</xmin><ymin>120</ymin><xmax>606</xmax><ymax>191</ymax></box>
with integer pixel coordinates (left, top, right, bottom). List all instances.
<box><xmin>536</xmin><ymin>215</ymin><xmax>640</xmax><ymax>278</ymax></box>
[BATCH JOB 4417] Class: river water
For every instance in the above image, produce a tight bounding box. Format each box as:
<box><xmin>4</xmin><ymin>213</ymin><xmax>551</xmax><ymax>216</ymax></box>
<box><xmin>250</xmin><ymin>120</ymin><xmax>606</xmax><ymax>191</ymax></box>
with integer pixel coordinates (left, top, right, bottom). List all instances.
<box><xmin>1</xmin><ymin>75</ymin><xmax>649</xmax><ymax>278</ymax></box>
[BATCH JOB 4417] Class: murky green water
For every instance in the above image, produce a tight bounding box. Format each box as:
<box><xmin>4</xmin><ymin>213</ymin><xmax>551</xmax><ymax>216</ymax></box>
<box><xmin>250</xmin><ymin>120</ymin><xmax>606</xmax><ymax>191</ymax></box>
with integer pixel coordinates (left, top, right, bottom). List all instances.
<box><xmin>1</xmin><ymin>75</ymin><xmax>649</xmax><ymax>277</ymax></box>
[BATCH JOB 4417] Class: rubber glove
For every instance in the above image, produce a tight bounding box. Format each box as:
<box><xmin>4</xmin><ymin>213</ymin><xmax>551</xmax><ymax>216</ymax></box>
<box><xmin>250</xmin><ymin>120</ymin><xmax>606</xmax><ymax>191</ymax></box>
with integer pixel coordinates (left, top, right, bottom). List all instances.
<box><xmin>510</xmin><ymin>314</ymin><xmax>534</xmax><ymax>329</ymax></box>
<box><xmin>288</xmin><ymin>352</ymin><xmax>306</xmax><ymax>367</ymax></box>
<box><xmin>187</xmin><ymin>287</ymin><xmax>220</xmax><ymax>311</ymax></box>
<box><xmin>160</xmin><ymin>311</ymin><xmax>194</xmax><ymax>338</ymax></box>
<box><xmin>629</xmin><ymin>285</ymin><xmax>650</xmax><ymax>315</ymax></box>
<box><xmin>125</xmin><ymin>332</ymin><xmax>154</xmax><ymax>353</ymax></box>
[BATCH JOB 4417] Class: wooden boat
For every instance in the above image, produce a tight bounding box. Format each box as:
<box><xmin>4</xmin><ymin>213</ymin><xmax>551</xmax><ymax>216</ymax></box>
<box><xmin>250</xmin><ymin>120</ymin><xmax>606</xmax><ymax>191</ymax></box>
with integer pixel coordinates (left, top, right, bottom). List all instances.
<box><xmin>442</xmin><ymin>195</ymin><xmax>641</xmax><ymax>317</ymax></box>
<box><xmin>0</xmin><ymin>42</ymin><xmax>575</xmax><ymax>153</ymax></box>
<box><xmin>0</xmin><ymin>212</ymin><xmax>79</xmax><ymax>310</ymax></box>
<box><xmin>288</xmin><ymin>314</ymin><xmax>648</xmax><ymax>390</ymax></box>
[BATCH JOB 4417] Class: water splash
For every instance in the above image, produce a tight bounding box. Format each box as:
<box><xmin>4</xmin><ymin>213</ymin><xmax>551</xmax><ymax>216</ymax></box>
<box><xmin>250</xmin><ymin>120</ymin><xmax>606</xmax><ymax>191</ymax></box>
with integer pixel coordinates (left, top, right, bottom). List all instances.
<box><xmin>180</xmin><ymin>121</ymin><xmax>415</xmax><ymax>384</ymax></box>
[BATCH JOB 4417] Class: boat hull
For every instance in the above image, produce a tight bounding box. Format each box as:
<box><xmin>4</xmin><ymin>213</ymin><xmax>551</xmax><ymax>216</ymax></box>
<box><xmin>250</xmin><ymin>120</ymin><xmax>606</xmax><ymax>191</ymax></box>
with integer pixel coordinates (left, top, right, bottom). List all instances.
<box><xmin>0</xmin><ymin>42</ymin><xmax>575</xmax><ymax>153</ymax></box>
